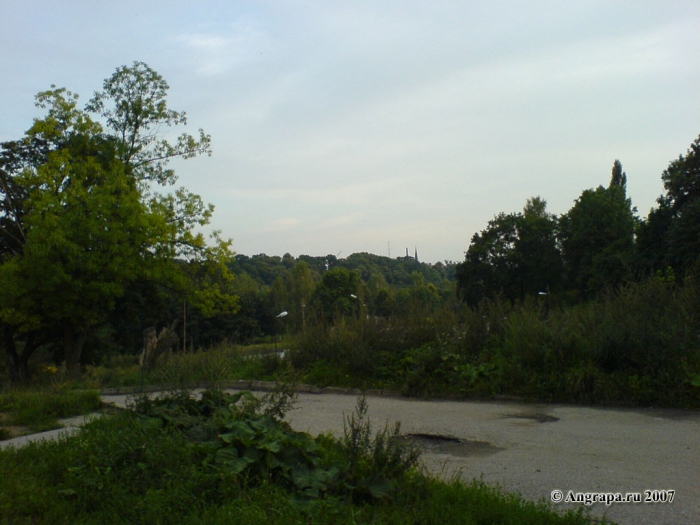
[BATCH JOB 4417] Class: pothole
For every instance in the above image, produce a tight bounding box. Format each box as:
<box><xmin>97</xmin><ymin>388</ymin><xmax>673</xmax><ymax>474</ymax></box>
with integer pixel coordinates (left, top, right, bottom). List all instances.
<box><xmin>405</xmin><ymin>433</ymin><xmax>505</xmax><ymax>458</ymax></box>
<box><xmin>503</xmin><ymin>413</ymin><xmax>559</xmax><ymax>423</ymax></box>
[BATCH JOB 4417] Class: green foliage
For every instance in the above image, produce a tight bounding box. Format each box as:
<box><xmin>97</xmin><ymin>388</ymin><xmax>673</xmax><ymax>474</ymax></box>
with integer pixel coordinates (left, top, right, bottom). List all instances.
<box><xmin>485</xmin><ymin>276</ymin><xmax>700</xmax><ymax>405</ymax></box>
<box><xmin>0</xmin><ymin>388</ymin><xmax>606</xmax><ymax>525</ymax></box>
<box><xmin>85</xmin><ymin>61</ymin><xmax>212</xmax><ymax>186</ymax></box>
<box><xmin>638</xmin><ymin>134</ymin><xmax>700</xmax><ymax>278</ymax></box>
<box><xmin>127</xmin><ymin>388</ymin><xmax>343</xmax><ymax>501</ymax></box>
<box><xmin>311</xmin><ymin>267</ymin><xmax>362</xmax><ymax>322</ymax></box>
<box><xmin>0</xmin><ymin>153</ymin><xmax>150</xmax><ymax>330</ymax></box>
<box><xmin>289</xmin><ymin>274</ymin><xmax>700</xmax><ymax>406</ymax></box>
<box><xmin>456</xmin><ymin>197</ymin><xmax>561</xmax><ymax>306</ymax></box>
<box><xmin>293</xmin><ymin>302</ymin><xmax>462</xmax><ymax>387</ymax></box>
<box><xmin>458</xmin><ymin>162</ymin><xmax>640</xmax><ymax>304</ymax></box>
<box><xmin>83</xmin><ymin>343</ymin><xmax>286</xmax><ymax>389</ymax></box>
<box><xmin>397</xmin><ymin>343</ymin><xmax>497</xmax><ymax>397</ymax></box>
<box><xmin>559</xmin><ymin>172</ymin><xmax>637</xmax><ymax>297</ymax></box>
<box><xmin>0</xmin><ymin>388</ymin><xmax>102</xmax><ymax>433</ymax></box>
<box><xmin>75</xmin><ymin>266</ymin><xmax>699</xmax><ymax>408</ymax></box>
<box><xmin>0</xmin><ymin>62</ymin><xmax>234</xmax><ymax>382</ymax></box>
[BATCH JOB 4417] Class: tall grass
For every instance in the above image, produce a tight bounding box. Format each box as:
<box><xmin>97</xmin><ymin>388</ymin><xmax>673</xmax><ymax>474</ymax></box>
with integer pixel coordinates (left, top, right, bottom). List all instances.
<box><xmin>84</xmin><ymin>342</ymin><xmax>287</xmax><ymax>389</ymax></box>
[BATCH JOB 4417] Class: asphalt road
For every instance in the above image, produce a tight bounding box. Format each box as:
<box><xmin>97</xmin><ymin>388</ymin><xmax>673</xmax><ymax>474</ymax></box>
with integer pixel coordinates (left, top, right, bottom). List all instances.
<box><xmin>273</xmin><ymin>391</ymin><xmax>699</xmax><ymax>525</ymax></box>
<box><xmin>3</xmin><ymin>390</ymin><xmax>699</xmax><ymax>525</ymax></box>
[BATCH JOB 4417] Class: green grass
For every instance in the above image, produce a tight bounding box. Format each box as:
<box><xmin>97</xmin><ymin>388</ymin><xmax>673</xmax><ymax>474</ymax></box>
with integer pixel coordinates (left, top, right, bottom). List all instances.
<box><xmin>0</xmin><ymin>388</ymin><xmax>103</xmax><ymax>434</ymax></box>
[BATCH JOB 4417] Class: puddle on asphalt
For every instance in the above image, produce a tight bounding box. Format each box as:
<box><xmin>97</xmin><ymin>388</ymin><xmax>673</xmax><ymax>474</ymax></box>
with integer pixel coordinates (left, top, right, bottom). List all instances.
<box><xmin>503</xmin><ymin>412</ymin><xmax>559</xmax><ymax>423</ymax></box>
<box><xmin>640</xmin><ymin>408</ymin><xmax>700</xmax><ymax>421</ymax></box>
<box><xmin>406</xmin><ymin>433</ymin><xmax>505</xmax><ymax>458</ymax></box>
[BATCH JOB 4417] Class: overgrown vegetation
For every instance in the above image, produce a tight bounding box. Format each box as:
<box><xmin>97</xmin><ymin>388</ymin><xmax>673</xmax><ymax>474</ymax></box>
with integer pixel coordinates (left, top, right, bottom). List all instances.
<box><xmin>12</xmin><ymin>267</ymin><xmax>693</xmax><ymax>408</ymax></box>
<box><xmin>0</xmin><ymin>389</ymin><xmax>609</xmax><ymax>524</ymax></box>
<box><xmin>81</xmin><ymin>342</ymin><xmax>287</xmax><ymax>389</ymax></box>
<box><xmin>0</xmin><ymin>388</ymin><xmax>102</xmax><ymax>435</ymax></box>
<box><xmin>291</xmin><ymin>273</ymin><xmax>700</xmax><ymax>406</ymax></box>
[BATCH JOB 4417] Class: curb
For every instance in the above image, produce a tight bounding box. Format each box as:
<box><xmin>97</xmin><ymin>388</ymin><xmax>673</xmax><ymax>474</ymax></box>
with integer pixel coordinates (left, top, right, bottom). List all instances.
<box><xmin>100</xmin><ymin>380</ymin><xmax>403</xmax><ymax>398</ymax></box>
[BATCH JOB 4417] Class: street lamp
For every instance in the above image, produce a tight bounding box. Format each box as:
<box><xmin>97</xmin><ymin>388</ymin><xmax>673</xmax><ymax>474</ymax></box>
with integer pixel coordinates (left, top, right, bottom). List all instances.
<box><xmin>275</xmin><ymin>311</ymin><xmax>288</xmax><ymax>352</ymax></box>
<box><xmin>538</xmin><ymin>288</ymin><xmax>551</xmax><ymax>317</ymax></box>
<box><xmin>350</xmin><ymin>294</ymin><xmax>365</xmax><ymax>320</ymax></box>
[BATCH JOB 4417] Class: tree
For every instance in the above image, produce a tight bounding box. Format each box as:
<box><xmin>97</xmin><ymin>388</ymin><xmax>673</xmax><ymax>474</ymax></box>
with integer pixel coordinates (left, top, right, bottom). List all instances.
<box><xmin>456</xmin><ymin>212</ymin><xmax>521</xmax><ymax>306</ymax></box>
<box><xmin>0</xmin><ymin>64</ymin><xmax>234</xmax><ymax>382</ymax></box>
<box><xmin>310</xmin><ymin>268</ymin><xmax>361</xmax><ymax>323</ymax></box>
<box><xmin>0</xmin><ymin>153</ymin><xmax>154</xmax><ymax>376</ymax></box>
<box><xmin>639</xmin><ymin>135</ymin><xmax>700</xmax><ymax>277</ymax></box>
<box><xmin>456</xmin><ymin>197</ymin><xmax>561</xmax><ymax>306</ymax></box>
<box><xmin>515</xmin><ymin>197</ymin><xmax>562</xmax><ymax>297</ymax></box>
<box><xmin>85</xmin><ymin>61</ymin><xmax>211</xmax><ymax>186</ymax></box>
<box><xmin>559</xmin><ymin>161</ymin><xmax>637</xmax><ymax>297</ymax></box>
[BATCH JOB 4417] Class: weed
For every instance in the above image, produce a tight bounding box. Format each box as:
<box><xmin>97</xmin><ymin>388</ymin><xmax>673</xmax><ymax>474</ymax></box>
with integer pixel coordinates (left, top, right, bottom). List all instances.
<box><xmin>334</xmin><ymin>395</ymin><xmax>421</xmax><ymax>501</ymax></box>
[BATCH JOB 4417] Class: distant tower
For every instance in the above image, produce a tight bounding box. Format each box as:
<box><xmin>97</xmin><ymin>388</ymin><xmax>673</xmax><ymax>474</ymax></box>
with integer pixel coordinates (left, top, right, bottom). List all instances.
<box><xmin>414</xmin><ymin>246</ymin><xmax>418</xmax><ymax>262</ymax></box>
<box><xmin>405</xmin><ymin>247</ymin><xmax>409</xmax><ymax>257</ymax></box>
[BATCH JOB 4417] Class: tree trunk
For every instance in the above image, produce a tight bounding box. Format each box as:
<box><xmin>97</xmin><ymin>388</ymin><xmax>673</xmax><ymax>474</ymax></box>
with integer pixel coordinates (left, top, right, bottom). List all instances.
<box><xmin>64</xmin><ymin>327</ymin><xmax>88</xmax><ymax>380</ymax></box>
<box><xmin>140</xmin><ymin>321</ymin><xmax>179</xmax><ymax>372</ymax></box>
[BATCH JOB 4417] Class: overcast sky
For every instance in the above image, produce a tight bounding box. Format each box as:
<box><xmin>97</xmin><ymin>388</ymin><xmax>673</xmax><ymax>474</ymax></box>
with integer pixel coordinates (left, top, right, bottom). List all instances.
<box><xmin>2</xmin><ymin>1</ymin><xmax>699</xmax><ymax>263</ymax></box>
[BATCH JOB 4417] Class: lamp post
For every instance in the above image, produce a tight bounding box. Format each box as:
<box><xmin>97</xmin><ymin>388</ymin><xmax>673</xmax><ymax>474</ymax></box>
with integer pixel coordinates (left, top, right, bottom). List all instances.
<box><xmin>275</xmin><ymin>311</ymin><xmax>288</xmax><ymax>352</ymax></box>
<box><xmin>538</xmin><ymin>287</ymin><xmax>551</xmax><ymax>317</ymax></box>
<box><xmin>350</xmin><ymin>294</ymin><xmax>364</xmax><ymax>320</ymax></box>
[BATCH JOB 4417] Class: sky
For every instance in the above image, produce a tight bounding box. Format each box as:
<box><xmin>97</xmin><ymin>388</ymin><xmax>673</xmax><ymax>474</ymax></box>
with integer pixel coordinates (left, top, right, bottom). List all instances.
<box><xmin>1</xmin><ymin>1</ymin><xmax>699</xmax><ymax>263</ymax></box>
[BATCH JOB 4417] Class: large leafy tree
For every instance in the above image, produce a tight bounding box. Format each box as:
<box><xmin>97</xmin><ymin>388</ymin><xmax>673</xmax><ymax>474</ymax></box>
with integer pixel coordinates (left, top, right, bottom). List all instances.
<box><xmin>515</xmin><ymin>197</ymin><xmax>563</xmax><ymax>297</ymax></box>
<box><xmin>558</xmin><ymin>161</ymin><xmax>637</xmax><ymax>297</ymax></box>
<box><xmin>456</xmin><ymin>212</ymin><xmax>521</xmax><ymax>306</ymax></box>
<box><xmin>456</xmin><ymin>197</ymin><xmax>561</xmax><ymax>306</ymax></box>
<box><xmin>0</xmin><ymin>63</ymin><xmax>234</xmax><ymax>382</ymax></box>
<box><xmin>639</xmin><ymin>134</ymin><xmax>700</xmax><ymax>277</ymax></box>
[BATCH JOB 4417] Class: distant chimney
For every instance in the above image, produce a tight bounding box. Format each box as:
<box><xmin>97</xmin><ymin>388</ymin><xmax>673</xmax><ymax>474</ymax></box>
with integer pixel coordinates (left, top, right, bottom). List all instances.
<box><xmin>414</xmin><ymin>246</ymin><xmax>418</xmax><ymax>262</ymax></box>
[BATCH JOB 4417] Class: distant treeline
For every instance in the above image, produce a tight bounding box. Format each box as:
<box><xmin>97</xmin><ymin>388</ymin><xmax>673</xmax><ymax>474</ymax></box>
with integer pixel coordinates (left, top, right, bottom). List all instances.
<box><xmin>192</xmin><ymin>252</ymin><xmax>459</xmax><ymax>347</ymax></box>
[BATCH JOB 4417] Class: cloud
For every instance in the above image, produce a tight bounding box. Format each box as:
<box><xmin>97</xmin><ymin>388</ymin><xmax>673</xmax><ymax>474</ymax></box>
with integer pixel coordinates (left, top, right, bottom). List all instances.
<box><xmin>263</xmin><ymin>217</ymin><xmax>303</xmax><ymax>232</ymax></box>
<box><xmin>178</xmin><ymin>17</ymin><xmax>272</xmax><ymax>76</ymax></box>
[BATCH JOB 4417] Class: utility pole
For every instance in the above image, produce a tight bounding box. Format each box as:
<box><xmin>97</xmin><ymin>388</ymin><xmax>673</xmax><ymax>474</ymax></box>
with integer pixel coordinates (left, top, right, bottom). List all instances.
<box><xmin>182</xmin><ymin>299</ymin><xmax>187</xmax><ymax>353</ymax></box>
